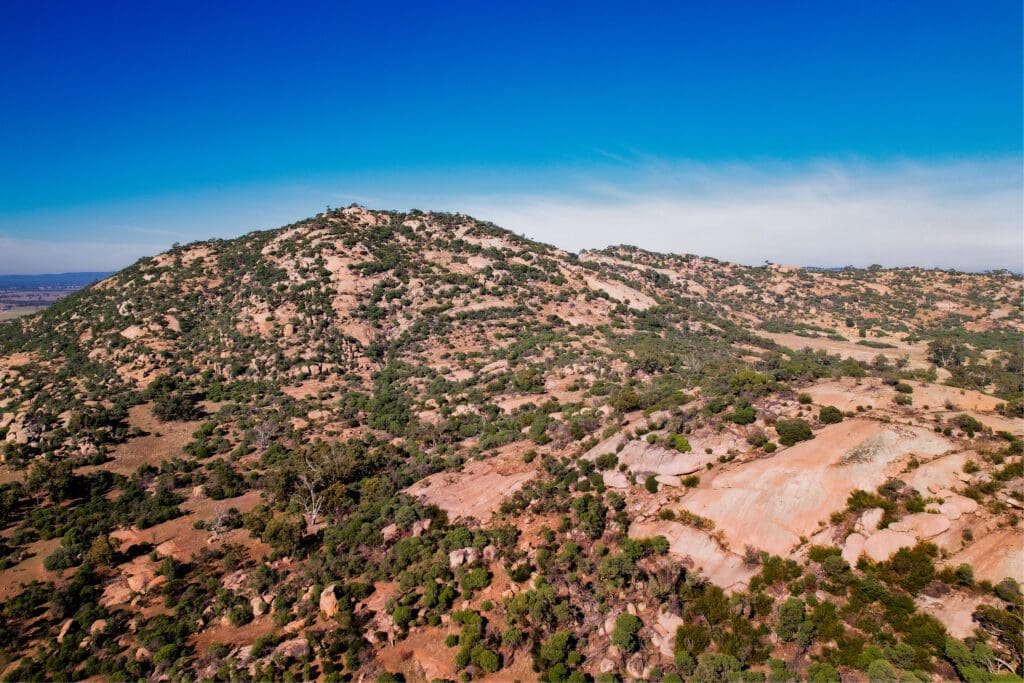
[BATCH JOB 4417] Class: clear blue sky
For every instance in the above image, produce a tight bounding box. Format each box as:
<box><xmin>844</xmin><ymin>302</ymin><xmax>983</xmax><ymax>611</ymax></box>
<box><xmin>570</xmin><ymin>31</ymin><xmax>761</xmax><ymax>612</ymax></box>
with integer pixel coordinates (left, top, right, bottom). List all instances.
<box><xmin>0</xmin><ymin>1</ymin><xmax>1021</xmax><ymax>272</ymax></box>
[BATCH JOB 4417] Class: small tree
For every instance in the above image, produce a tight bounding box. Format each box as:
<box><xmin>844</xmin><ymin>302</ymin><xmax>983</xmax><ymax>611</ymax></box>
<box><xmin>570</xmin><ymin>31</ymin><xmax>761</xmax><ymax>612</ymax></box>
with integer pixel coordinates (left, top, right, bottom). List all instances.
<box><xmin>611</xmin><ymin>613</ymin><xmax>643</xmax><ymax>653</ymax></box>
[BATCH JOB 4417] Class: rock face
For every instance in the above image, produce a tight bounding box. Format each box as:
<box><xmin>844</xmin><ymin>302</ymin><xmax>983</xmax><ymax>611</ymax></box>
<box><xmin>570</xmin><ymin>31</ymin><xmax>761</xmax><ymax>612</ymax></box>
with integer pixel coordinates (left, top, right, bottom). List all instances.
<box><xmin>917</xmin><ymin>591</ymin><xmax>998</xmax><ymax>639</ymax></box>
<box><xmin>905</xmin><ymin>452</ymin><xmax>972</xmax><ymax>495</ymax></box>
<box><xmin>405</xmin><ymin>449</ymin><xmax>535</xmax><ymax>524</ymax></box>
<box><xmin>629</xmin><ymin>521</ymin><xmax>756</xmax><ymax>592</ymax></box>
<box><xmin>319</xmin><ymin>584</ymin><xmax>339</xmax><ymax>618</ymax></box>
<box><xmin>678</xmin><ymin>420</ymin><xmax>951</xmax><ymax>556</ymax></box>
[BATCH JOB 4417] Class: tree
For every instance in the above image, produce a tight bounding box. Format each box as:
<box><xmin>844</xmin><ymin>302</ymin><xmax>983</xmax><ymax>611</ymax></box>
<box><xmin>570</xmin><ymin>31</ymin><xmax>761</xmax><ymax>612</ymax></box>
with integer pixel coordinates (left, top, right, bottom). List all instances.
<box><xmin>776</xmin><ymin>598</ymin><xmax>805</xmax><ymax>642</ymax></box>
<box><xmin>865</xmin><ymin>659</ymin><xmax>898</xmax><ymax>682</ymax></box>
<box><xmin>262</xmin><ymin>514</ymin><xmax>303</xmax><ymax>555</ymax></box>
<box><xmin>927</xmin><ymin>337</ymin><xmax>968</xmax><ymax>369</ymax></box>
<box><xmin>692</xmin><ymin>653</ymin><xmax>741</xmax><ymax>683</ymax></box>
<box><xmin>611</xmin><ymin>613</ymin><xmax>643</xmax><ymax>653</ymax></box>
<box><xmin>295</xmin><ymin>458</ymin><xmax>325</xmax><ymax>532</ymax></box>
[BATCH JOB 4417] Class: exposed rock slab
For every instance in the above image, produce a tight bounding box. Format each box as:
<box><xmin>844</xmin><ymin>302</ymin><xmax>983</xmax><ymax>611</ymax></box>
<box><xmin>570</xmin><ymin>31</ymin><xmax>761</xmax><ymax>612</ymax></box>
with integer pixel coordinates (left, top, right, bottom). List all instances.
<box><xmin>629</xmin><ymin>521</ymin><xmax>755</xmax><ymax>592</ymax></box>
<box><xmin>890</xmin><ymin>513</ymin><xmax>951</xmax><ymax>539</ymax></box>
<box><xmin>945</xmin><ymin>529</ymin><xmax>1024</xmax><ymax>584</ymax></box>
<box><xmin>678</xmin><ymin>419</ymin><xmax>950</xmax><ymax>556</ymax></box>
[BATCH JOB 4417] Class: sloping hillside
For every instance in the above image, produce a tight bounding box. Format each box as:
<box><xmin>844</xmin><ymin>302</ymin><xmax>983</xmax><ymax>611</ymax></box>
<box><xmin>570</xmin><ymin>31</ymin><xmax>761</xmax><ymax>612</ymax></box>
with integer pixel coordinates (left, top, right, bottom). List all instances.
<box><xmin>0</xmin><ymin>206</ymin><xmax>1020</xmax><ymax>682</ymax></box>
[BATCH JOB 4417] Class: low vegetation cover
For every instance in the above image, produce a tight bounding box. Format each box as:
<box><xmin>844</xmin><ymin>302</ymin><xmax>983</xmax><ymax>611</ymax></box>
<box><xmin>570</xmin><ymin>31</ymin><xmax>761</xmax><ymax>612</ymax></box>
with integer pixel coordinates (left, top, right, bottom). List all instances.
<box><xmin>0</xmin><ymin>206</ymin><xmax>1019</xmax><ymax>681</ymax></box>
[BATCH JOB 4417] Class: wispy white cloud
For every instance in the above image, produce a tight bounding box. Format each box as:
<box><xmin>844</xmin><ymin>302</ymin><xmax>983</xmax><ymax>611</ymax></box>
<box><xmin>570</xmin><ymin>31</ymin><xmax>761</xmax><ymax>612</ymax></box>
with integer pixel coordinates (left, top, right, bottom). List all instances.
<box><xmin>454</xmin><ymin>158</ymin><xmax>1024</xmax><ymax>271</ymax></box>
<box><xmin>0</xmin><ymin>157</ymin><xmax>1019</xmax><ymax>273</ymax></box>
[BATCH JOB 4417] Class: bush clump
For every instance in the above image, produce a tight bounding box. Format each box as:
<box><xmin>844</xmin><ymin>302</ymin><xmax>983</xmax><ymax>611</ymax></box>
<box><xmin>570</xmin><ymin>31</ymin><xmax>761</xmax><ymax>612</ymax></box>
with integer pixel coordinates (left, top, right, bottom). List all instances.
<box><xmin>775</xmin><ymin>418</ymin><xmax>813</xmax><ymax>446</ymax></box>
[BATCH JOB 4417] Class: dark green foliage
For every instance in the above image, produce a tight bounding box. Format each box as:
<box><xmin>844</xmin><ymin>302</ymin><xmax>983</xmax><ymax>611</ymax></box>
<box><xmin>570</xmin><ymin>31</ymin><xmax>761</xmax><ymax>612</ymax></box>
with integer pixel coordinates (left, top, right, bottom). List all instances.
<box><xmin>819</xmin><ymin>405</ymin><xmax>843</xmax><ymax>424</ymax></box>
<box><xmin>775</xmin><ymin>418</ymin><xmax>813</xmax><ymax>446</ymax></box>
<box><xmin>610</xmin><ymin>613</ymin><xmax>643</xmax><ymax>653</ymax></box>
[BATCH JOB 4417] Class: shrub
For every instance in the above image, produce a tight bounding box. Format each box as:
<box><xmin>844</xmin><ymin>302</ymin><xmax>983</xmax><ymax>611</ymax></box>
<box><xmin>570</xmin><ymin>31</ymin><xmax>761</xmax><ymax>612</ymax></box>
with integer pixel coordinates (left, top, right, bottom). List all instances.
<box><xmin>726</xmin><ymin>406</ymin><xmax>757</xmax><ymax>425</ymax></box>
<box><xmin>669</xmin><ymin>434</ymin><xmax>692</xmax><ymax>453</ymax></box>
<box><xmin>775</xmin><ymin>418</ymin><xmax>813</xmax><ymax>446</ymax></box>
<box><xmin>819</xmin><ymin>406</ymin><xmax>843</xmax><ymax>424</ymax></box>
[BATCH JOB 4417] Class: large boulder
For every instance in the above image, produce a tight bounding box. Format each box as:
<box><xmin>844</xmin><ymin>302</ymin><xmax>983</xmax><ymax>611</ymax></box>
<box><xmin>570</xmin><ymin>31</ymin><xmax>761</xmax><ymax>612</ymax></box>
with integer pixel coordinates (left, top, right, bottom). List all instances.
<box><xmin>274</xmin><ymin>637</ymin><xmax>309</xmax><ymax>660</ymax></box>
<box><xmin>319</xmin><ymin>584</ymin><xmax>339</xmax><ymax>618</ymax></box>
<box><xmin>862</xmin><ymin>529</ymin><xmax>917</xmax><ymax>562</ymax></box>
<box><xmin>448</xmin><ymin>547</ymin><xmax>480</xmax><ymax>569</ymax></box>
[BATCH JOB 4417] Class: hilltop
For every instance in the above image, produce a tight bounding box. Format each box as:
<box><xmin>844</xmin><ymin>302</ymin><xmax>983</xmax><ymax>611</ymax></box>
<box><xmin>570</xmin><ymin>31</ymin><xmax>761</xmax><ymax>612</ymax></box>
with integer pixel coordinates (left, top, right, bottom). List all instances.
<box><xmin>0</xmin><ymin>206</ymin><xmax>1020</xmax><ymax>682</ymax></box>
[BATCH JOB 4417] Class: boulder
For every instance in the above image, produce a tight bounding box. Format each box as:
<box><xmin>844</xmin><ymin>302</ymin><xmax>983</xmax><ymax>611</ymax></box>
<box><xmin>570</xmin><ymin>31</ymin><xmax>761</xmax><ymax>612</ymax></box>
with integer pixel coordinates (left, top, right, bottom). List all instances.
<box><xmin>939</xmin><ymin>495</ymin><xmax>979</xmax><ymax>520</ymax></box>
<box><xmin>603</xmin><ymin>471</ymin><xmax>630</xmax><ymax>488</ymax></box>
<box><xmin>56</xmin><ymin>618</ymin><xmax>73</xmax><ymax>644</ymax></box>
<box><xmin>274</xmin><ymin>637</ymin><xmax>309</xmax><ymax>660</ymax></box>
<box><xmin>842</xmin><ymin>532</ymin><xmax>867</xmax><ymax>566</ymax></box>
<box><xmin>381</xmin><ymin>524</ymin><xmax>400</xmax><ymax>542</ymax></box>
<box><xmin>857</xmin><ymin>507</ymin><xmax>884</xmax><ymax>532</ymax></box>
<box><xmin>626</xmin><ymin>654</ymin><xmax>646</xmax><ymax>680</ymax></box>
<box><xmin>126</xmin><ymin>565</ymin><xmax>158</xmax><ymax>594</ymax></box>
<box><xmin>411</xmin><ymin>518</ymin><xmax>432</xmax><ymax>536</ymax></box>
<box><xmin>890</xmin><ymin>513</ymin><xmax>950</xmax><ymax>539</ymax></box>
<box><xmin>250</xmin><ymin>596</ymin><xmax>268</xmax><ymax>617</ymax></box>
<box><xmin>448</xmin><ymin>547</ymin><xmax>480</xmax><ymax>569</ymax></box>
<box><xmin>655</xmin><ymin>474</ymin><xmax>682</xmax><ymax>487</ymax></box>
<box><xmin>319</xmin><ymin>584</ymin><xmax>339</xmax><ymax>618</ymax></box>
<box><xmin>863</xmin><ymin>529</ymin><xmax>917</xmax><ymax>562</ymax></box>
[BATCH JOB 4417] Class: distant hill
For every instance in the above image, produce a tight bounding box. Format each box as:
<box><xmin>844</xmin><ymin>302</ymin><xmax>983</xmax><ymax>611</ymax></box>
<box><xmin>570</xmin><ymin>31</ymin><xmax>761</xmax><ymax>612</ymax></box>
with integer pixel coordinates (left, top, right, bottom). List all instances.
<box><xmin>0</xmin><ymin>271</ymin><xmax>112</xmax><ymax>290</ymax></box>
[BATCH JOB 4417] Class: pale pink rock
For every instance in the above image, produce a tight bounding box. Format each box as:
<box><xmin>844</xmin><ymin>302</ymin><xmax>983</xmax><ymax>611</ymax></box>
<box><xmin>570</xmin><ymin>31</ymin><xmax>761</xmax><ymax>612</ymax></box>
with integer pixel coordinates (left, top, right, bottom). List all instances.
<box><xmin>939</xmin><ymin>495</ymin><xmax>979</xmax><ymax>520</ymax></box>
<box><xmin>319</xmin><ymin>584</ymin><xmax>339</xmax><ymax>618</ymax></box>
<box><xmin>890</xmin><ymin>513</ymin><xmax>950</xmax><ymax>539</ymax></box>
<box><xmin>858</xmin><ymin>507</ymin><xmax>884</xmax><ymax>532</ymax></box>
<box><xmin>863</xmin><ymin>529</ymin><xmax>917</xmax><ymax>562</ymax></box>
<box><xmin>842</xmin><ymin>532</ymin><xmax>867</xmax><ymax>566</ymax></box>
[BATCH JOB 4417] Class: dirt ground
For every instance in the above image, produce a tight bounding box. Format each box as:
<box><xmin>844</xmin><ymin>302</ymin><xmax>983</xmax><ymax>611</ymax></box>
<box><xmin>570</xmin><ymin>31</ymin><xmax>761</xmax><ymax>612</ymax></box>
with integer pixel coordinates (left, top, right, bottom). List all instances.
<box><xmin>80</xmin><ymin>403</ymin><xmax>203</xmax><ymax>477</ymax></box>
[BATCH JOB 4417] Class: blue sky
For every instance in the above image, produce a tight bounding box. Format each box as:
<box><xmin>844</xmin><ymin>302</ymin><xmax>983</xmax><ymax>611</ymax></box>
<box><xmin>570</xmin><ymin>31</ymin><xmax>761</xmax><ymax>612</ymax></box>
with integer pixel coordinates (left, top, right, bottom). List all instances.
<box><xmin>0</xmin><ymin>1</ymin><xmax>1021</xmax><ymax>272</ymax></box>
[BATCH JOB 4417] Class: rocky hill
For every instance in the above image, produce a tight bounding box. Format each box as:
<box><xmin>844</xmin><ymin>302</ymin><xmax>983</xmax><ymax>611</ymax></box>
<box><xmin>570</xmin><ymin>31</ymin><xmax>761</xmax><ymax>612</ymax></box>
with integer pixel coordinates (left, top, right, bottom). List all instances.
<box><xmin>0</xmin><ymin>206</ymin><xmax>1020</xmax><ymax>682</ymax></box>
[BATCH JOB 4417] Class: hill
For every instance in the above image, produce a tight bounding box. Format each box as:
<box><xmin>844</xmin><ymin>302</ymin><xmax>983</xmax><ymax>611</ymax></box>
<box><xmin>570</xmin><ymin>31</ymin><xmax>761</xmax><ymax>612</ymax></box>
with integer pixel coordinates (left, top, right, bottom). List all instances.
<box><xmin>0</xmin><ymin>206</ymin><xmax>1020</xmax><ymax>681</ymax></box>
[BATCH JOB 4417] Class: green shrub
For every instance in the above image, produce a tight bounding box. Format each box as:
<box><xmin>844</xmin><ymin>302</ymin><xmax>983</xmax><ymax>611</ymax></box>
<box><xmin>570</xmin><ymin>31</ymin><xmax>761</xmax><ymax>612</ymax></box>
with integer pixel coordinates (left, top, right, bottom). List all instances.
<box><xmin>775</xmin><ymin>418</ymin><xmax>813</xmax><ymax>446</ymax></box>
<box><xmin>819</xmin><ymin>406</ymin><xmax>843</xmax><ymax>424</ymax></box>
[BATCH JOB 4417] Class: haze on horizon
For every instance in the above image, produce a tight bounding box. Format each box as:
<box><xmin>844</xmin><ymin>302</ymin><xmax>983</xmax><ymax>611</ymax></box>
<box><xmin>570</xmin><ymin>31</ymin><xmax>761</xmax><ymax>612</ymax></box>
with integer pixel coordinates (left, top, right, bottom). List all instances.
<box><xmin>1</xmin><ymin>1</ymin><xmax>1021</xmax><ymax>274</ymax></box>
